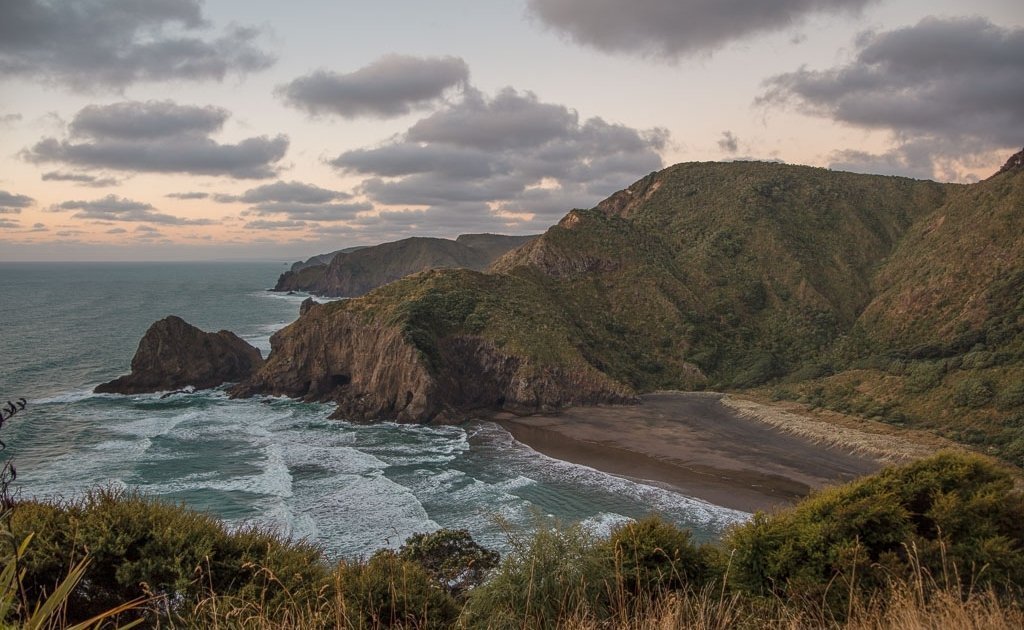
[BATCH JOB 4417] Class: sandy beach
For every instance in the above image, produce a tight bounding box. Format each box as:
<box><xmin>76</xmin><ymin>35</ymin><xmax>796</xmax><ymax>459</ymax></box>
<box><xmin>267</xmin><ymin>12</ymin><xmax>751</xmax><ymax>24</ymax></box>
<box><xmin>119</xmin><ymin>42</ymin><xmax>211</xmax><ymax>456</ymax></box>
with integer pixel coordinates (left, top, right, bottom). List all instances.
<box><xmin>494</xmin><ymin>392</ymin><xmax>887</xmax><ymax>513</ymax></box>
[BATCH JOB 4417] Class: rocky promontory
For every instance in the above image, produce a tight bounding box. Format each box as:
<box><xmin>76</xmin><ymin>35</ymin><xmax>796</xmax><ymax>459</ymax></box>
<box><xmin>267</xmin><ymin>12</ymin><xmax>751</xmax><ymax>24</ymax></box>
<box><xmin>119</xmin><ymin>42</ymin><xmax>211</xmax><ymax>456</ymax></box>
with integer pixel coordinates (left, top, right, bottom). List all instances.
<box><xmin>231</xmin><ymin>269</ymin><xmax>637</xmax><ymax>422</ymax></box>
<box><xmin>274</xmin><ymin>233</ymin><xmax>537</xmax><ymax>296</ymax></box>
<box><xmin>95</xmin><ymin>316</ymin><xmax>264</xmax><ymax>394</ymax></box>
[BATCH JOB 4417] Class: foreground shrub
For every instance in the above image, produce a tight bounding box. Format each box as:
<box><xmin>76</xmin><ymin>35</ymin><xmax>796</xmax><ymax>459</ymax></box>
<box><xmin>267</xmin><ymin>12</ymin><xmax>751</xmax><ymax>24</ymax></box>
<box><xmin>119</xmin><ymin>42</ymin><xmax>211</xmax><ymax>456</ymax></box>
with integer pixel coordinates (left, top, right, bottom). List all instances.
<box><xmin>6</xmin><ymin>488</ymin><xmax>327</xmax><ymax>624</ymax></box>
<box><xmin>725</xmin><ymin>451</ymin><xmax>1024</xmax><ymax>617</ymax></box>
<box><xmin>598</xmin><ymin>516</ymin><xmax>714</xmax><ymax>598</ymax></box>
<box><xmin>397</xmin><ymin>528</ymin><xmax>499</xmax><ymax>598</ymax></box>
<box><xmin>334</xmin><ymin>550</ymin><xmax>458</xmax><ymax>629</ymax></box>
<box><xmin>463</xmin><ymin>522</ymin><xmax>606</xmax><ymax>629</ymax></box>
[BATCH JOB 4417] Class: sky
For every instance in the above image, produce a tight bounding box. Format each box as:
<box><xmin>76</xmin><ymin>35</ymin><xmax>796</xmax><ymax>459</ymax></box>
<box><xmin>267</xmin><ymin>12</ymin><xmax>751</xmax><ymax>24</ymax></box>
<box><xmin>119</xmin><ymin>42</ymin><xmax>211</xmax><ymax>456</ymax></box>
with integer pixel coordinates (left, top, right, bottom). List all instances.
<box><xmin>1</xmin><ymin>0</ymin><xmax>1022</xmax><ymax>261</ymax></box>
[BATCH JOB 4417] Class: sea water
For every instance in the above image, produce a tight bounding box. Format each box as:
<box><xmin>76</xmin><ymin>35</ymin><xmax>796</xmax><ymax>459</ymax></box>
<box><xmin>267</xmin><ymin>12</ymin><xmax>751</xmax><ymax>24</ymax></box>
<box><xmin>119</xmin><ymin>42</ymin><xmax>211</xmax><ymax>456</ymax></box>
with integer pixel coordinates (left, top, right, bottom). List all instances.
<box><xmin>0</xmin><ymin>262</ymin><xmax>746</xmax><ymax>559</ymax></box>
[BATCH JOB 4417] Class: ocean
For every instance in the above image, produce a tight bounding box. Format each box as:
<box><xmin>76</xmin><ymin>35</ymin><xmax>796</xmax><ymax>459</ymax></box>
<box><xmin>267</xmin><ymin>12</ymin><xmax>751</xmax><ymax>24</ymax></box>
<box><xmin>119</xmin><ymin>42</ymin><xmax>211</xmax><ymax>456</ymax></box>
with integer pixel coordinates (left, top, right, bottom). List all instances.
<box><xmin>0</xmin><ymin>261</ymin><xmax>746</xmax><ymax>559</ymax></box>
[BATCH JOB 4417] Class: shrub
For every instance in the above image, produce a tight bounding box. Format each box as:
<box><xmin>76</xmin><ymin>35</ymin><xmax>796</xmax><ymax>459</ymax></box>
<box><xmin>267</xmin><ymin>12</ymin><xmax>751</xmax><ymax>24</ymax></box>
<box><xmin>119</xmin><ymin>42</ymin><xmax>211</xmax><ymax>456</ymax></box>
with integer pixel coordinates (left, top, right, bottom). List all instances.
<box><xmin>463</xmin><ymin>522</ymin><xmax>606</xmax><ymax>629</ymax></box>
<box><xmin>953</xmin><ymin>378</ymin><xmax>996</xmax><ymax>408</ymax></box>
<box><xmin>597</xmin><ymin>517</ymin><xmax>713</xmax><ymax>598</ymax></box>
<box><xmin>7</xmin><ymin>489</ymin><xmax>327</xmax><ymax>624</ymax></box>
<box><xmin>397</xmin><ymin>528</ymin><xmax>499</xmax><ymax>598</ymax></box>
<box><xmin>724</xmin><ymin>452</ymin><xmax>1024</xmax><ymax>618</ymax></box>
<box><xmin>333</xmin><ymin>550</ymin><xmax>458</xmax><ymax>629</ymax></box>
<box><xmin>903</xmin><ymin>361</ymin><xmax>945</xmax><ymax>393</ymax></box>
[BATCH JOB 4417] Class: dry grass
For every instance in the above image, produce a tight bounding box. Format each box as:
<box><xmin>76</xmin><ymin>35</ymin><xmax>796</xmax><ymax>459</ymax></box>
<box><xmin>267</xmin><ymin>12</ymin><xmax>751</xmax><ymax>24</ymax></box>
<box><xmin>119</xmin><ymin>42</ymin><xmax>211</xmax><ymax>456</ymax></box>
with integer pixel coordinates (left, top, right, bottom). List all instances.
<box><xmin>719</xmin><ymin>394</ymin><xmax>958</xmax><ymax>463</ymax></box>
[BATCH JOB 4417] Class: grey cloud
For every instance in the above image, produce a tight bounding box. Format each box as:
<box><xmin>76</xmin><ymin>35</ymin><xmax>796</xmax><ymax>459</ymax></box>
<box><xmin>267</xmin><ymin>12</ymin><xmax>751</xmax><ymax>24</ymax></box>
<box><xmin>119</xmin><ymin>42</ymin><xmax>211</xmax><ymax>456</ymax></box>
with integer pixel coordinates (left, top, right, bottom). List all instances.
<box><xmin>41</xmin><ymin>171</ymin><xmax>119</xmax><ymax>187</ymax></box>
<box><xmin>215</xmin><ymin>181</ymin><xmax>352</xmax><ymax>204</ymax></box>
<box><xmin>70</xmin><ymin>101</ymin><xmax>227</xmax><ymax>140</ymax></box>
<box><xmin>1</xmin><ymin>114</ymin><xmax>21</xmax><ymax>125</ymax></box>
<box><xmin>166</xmin><ymin>192</ymin><xmax>209</xmax><ymax>200</ymax></box>
<box><xmin>243</xmin><ymin>219</ymin><xmax>308</xmax><ymax>230</ymax></box>
<box><xmin>0</xmin><ymin>218</ymin><xmax>19</xmax><ymax>229</ymax></box>
<box><xmin>526</xmin><ymin>0</ymin><xmax>875</xmax><ymax>59</ymax></box>
<box><xmin>279</xmin><ymin>55</ymin><xmax>469</xmax><ymax>119</ymax></box>
<box><xmin>29</xmin><ymin>222</ymin><xmax>47</xmax><ymax>231</ymax></box>
<box><xmin>53</xmin><ymin>194</ymin><xmax>214</xmax><ymax>225</ymax></box>
<box><xmin>244</xmin><ymin>201</ymin><xmax>372</xmax><ymax>222</ymax></box>
<box><xmin>407</xmin><ymin>88</ymin><xmax>576</xmax><ymax>150</ymax></box>
<box><xmin>106</xmin><ymin>227</ymin><xmax>127</xmax><ymax>234</ymax></box>
<box><xmin>760</xmin><ymin>17</ymin><xmax>1024</xmax><ymax>180</ymax></box>
<box><xmin>0</xmin><ymin>190</ymin><xmax>34</xmax><ymax>212</ymax></box>
<box><xmin>0</xmin><ymin>0</ymin><xmax>274</xmax><ymax>90</ymax></box>
<box><xmin>331</xmin><ymin>88</ymin><xmax>665</xmax><ymax>224</ymax></box>
<box><xmin>331</xmin><ymin>144</ymin><xmax>498</xmax><ymax>178</ymax></box>
<box><xmin>24</xmin><ymin>101</ymin><xmax>288</xmax><ymax>179</ymax></box>
<box><xmin>718</xmin><ymin>131</ymin><xmax>739</xmax><ymax>153</ymax></box>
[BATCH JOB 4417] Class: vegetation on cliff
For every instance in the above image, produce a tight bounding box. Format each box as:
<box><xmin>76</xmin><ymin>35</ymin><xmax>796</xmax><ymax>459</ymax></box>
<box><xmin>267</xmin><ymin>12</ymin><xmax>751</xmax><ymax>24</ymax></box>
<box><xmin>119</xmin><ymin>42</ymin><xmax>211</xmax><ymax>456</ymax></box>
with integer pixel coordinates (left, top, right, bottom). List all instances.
<box><xmin>242</xmin><ymin>153</ymin><xmax>1024</xmax><ymax>465</ymax></box>
<box><xmin>273</xmin><ymin>233</ymin><xmax>537</xmax><ymax>296</ymax></box>
<box><xmin>4</xmin><ymin>452</ymin><xmax>1022</xmax><ymax>627</ymax></box>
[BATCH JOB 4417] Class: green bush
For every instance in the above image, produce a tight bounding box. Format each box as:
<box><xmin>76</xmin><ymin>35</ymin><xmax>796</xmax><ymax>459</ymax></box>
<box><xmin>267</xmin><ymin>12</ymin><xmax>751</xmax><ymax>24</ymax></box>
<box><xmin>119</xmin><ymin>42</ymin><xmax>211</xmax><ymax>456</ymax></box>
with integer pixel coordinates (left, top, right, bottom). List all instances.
<box><xmin>903</xmin><ymin>361</ymin><xmax>945</xmax><ymax>393</ymax></box>
<box><xmin>463</xmin><ymin>522</ymin><xmax>606</xmax><ymax>629</ymax></box>
<box><xmin>7</xmin><ymin>489</ymin><xmax>327</xmax><ymax>624</ymax></box>
<box><xmin>597</xmin><ymin>516</ymin><xmax>713</xmax><ymax>598</ymax></box>
<box><xmin>724</xmin><ymin>452</ymin><xmax>1024</xmax><ymax>618</ymax></box>
<box><xmin>397</xmin><ymin>528</ymin><xmax>499</xmax><ymax>598</ymax></box>
<box><xmin>334</xmin><ymin>550</ymin><xmax>458</xmax><ymax>629</ymax></box>
<box><xmin>953</xmin><ymin>377</ymin><xmax>996</xmax><ymax>408</ymax></box>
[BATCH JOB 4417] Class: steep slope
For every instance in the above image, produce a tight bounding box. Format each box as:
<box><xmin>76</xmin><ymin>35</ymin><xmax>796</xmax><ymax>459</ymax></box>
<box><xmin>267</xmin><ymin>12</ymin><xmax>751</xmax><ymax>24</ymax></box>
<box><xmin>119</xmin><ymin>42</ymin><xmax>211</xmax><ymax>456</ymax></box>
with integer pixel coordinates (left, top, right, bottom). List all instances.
<box><xmin>273</xmin><ymin>233</ymin><xmax>536</xmax><ymax>296</ymax></box>
<box><xmin>774</xmin><ymin>152</ymin><xmax>1024</xmax><ymax>463</ymax></box>
<box><xmin>237</xmin><ymin>160</ymin><xmax>966</xmax><ymax>423</ymax></box>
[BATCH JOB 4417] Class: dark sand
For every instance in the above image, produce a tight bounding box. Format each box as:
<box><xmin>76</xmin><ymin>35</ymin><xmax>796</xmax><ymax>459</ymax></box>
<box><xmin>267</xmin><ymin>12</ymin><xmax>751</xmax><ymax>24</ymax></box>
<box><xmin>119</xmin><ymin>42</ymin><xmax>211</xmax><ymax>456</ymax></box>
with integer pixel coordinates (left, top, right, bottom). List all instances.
<box><xmin>495</xmin><ymin>392</ymin><xmax>882</xmax><ymax>513</ymax></box>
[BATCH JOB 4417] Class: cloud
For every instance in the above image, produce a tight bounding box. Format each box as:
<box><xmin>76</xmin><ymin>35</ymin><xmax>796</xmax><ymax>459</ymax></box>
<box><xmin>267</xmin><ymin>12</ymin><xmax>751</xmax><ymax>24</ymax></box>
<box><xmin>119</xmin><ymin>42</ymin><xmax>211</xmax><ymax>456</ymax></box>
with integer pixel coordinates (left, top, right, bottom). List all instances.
<box><xmin>1</xmin><ymin>113</ymin><xmax>21</xmax><ymax>126</ymax></box>
<box><xmin>70</xmin><ymin>101</ymin><xmax>228</xmax><ymax>140</ymax></box>
<box><xmin>278</xmin><ymin>55</ymin><xmax>469</xmax><ymax>119</ymax></box>
<box><xmin>166</xmin><ymin>191</ymin><xmax>209</xmax><ymax>200</ymax></box>
<box><xmin>52</xmin><ymin>194</ymin><xmax>214</xmax><ymax>225</ymax></box>
<box><xmin>0</xmin><ymin>218</ymin><xmax>19</xmax><ymax>229</ymax></box>
<box><xmin>23</xmin><ymin>101</ymin><xmax>288</xmax><ymax>179</ymax></box>
<box><xmin>243</xmin><ymin>202</ymin><xmax>372</xmax><ymax>222</ymax></box>
<box><xmin>330</xmin><ymin>87</ymin><xmax>666</xmax><ymax>231</ymax></box>
<box><xmin>213</xmin><ymin>180</ymin><xmax>368</xmax><ymax>222</ymax></box>
<box><xmin>41</xmin><ymin>171</ymin><xmax>119</xmax><ymax>187</ymax></box>
<box><xmin>106</xmin><ymin>227</ymin><xmax>127</xmax><ymax>234</ymax></box>
<box><xmin>718</xmin><ymin>131</ymin><xmax>739</xmax><ymax>153</ymax></box>
<box><xmin>243</xmin><ymin>219</ymin><xmax>308</xmax><ymax>230</ymax></box>
<box><xmin>29</xmin><ymin>222</ymin><xmax>47</xmax><ymax>232</ymax></box>
<box><xmin>0</xmin><ymin>190</ymin><xmax>34</xmax><ymax>213</ymax></box>
<box><xmin>525</xmin><ymin>0</ymin><xmax>875</xmax><ymax>59</ymax></box>
<box><xmin>214</xmin><ymin>180</ymin><xmax>352</xmax><ymax>204</ymax></box>
<box><xmin>0</xmin><ymin>0</ymin><xmax>274</xmax><ymax>90</ymax></box>
<box><xmin>133</xmin><ymin>225</ymin><xmax>166</xmax><ymax>240</ymax></box>
<box><xmin>760</xmin><ymin>17</ymin><xmax>1024</xmax><ymax>180</ymax></box>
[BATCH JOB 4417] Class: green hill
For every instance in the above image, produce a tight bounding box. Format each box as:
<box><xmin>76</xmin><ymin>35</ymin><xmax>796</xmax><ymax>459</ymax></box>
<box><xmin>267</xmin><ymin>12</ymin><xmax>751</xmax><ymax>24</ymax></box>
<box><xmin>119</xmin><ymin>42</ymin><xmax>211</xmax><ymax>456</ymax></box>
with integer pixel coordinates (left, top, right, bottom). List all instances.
<box><xmin>273</xmin><ymin>233</ymin><xmax>537</xmax><ymax>296</ymax></box>
<box><xmin>239</xmin><ymin>152</ymin><xmax>1024</xmax><ymax>464</ymax></box>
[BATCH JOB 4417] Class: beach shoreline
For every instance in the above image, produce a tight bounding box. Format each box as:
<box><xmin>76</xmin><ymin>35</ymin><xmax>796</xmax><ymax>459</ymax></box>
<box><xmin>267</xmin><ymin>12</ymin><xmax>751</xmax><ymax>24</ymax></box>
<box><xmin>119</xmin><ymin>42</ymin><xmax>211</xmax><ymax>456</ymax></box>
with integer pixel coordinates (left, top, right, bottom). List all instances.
<box><xmin>491</xmin><ymin>392</ymin><xmax>894</xmax><ymax>513</ymax></box>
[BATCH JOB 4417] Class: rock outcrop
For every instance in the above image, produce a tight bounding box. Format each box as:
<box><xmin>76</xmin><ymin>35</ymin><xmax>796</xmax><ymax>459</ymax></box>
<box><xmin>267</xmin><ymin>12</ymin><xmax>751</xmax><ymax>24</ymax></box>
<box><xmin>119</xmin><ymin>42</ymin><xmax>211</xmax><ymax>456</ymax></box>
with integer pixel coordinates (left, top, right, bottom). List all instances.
<box><xmin>95</xmin><ymin>316</ymin><xmax>263</xmax><ymax>394</ymax></box>
<box><xmin>230</xmin><ymin>292</ymin><xmax>636</xmax><ymax>423</ymax></box>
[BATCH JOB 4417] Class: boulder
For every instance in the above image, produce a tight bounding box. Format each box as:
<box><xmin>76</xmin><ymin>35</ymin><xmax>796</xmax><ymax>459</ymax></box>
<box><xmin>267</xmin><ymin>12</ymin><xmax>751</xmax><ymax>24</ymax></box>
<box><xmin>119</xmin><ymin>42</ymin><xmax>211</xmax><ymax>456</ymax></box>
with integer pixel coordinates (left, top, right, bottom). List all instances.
<box><xmin>95</xmin><ymin>316</ymin><xmax>263</xmax><ymax>394</ymax></box>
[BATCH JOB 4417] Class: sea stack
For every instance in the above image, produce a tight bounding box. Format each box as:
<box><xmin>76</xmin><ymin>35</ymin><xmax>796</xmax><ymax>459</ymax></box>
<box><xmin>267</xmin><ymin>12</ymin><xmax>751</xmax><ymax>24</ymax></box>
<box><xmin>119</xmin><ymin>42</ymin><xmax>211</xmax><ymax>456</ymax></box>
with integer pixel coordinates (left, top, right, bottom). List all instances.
<box><xmin>95</xmin><ymin>316</ymin><xmax>264</xmax><ymax>394</ymax></box>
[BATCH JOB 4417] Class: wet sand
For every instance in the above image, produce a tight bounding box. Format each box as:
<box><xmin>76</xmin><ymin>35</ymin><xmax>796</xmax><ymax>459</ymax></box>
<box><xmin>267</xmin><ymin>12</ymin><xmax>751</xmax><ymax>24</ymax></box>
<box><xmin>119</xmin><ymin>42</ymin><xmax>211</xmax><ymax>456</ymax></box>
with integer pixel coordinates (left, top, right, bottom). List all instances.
<box><xmin>494</xmin><ymin>392</ymin><xmax>883</xmax><ymax>513</ymax></box>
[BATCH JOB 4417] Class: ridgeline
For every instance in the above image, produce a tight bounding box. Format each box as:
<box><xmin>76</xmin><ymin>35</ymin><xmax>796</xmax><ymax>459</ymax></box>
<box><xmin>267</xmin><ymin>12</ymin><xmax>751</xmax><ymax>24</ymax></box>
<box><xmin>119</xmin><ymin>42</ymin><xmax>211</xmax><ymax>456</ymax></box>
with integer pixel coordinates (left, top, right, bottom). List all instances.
<box><xmin>273</xmin><ymin>233</ymin><xmax>537</xmax><ymax>296</ymax></box>
<box><xmin>233</xmin><ymin>154</ymin><xmax>1023</xmax><ymax>463</ymax></box>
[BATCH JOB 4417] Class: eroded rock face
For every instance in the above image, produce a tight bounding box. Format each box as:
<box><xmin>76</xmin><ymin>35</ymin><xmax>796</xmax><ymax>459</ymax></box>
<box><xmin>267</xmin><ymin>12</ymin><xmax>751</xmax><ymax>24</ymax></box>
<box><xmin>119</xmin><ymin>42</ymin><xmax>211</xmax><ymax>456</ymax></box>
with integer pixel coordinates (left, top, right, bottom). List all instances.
<box><xmin>95</xmin><ymin>316</ymin><xmax>263</xmax><ymax>394</ymax></box>
<box><xmin>230</xmin><ymin>305</ymin><xmax>635</xmax><ymax>423</ymax></box>
<box><xmin>229</xmin><ymin>306</ymin><xmax>439</xmax><ymax>422</ymax></box>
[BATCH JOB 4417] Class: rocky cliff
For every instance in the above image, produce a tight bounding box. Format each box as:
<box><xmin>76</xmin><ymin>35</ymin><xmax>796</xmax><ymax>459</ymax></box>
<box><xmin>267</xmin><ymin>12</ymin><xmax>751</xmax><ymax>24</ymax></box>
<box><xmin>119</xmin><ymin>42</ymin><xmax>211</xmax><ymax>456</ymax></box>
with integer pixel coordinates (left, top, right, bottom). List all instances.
<box><xmin>95</xmin><ymin>316</ymin><xmax>263</xmax><ymax>394</ymax></box>
<box><xmin>231</xmin><ymin>276</ymin><xmax>635</xmax><ymax>422</ymax></box>
<box><xmin>133</xmin><ymin>154</ymin><xmax>1024</xmax><ymax>463</ymax></box>
<box><xmin>273</xmin><ymin>233</ymin><xmax>537</xmax><ymax>296</ymax></box>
